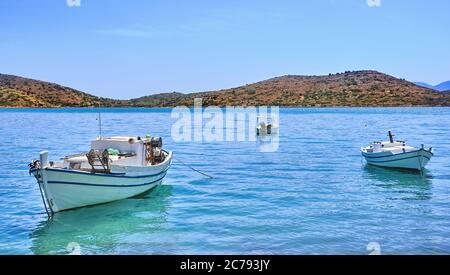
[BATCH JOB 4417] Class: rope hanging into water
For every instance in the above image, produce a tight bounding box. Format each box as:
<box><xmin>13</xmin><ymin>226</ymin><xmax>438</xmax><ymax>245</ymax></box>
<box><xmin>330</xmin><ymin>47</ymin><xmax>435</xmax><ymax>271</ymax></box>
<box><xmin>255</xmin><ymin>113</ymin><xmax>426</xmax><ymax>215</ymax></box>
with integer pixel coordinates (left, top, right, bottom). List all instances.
<box><xmin>35</xmin><ymin>170</ymin><xmax>52</xmax><ymax>218</ymax></box>
<box><xmin>29</xmin><ymin>160</ymin><xmax>53</xmax><ymax>219</ymax></box>
<box><xmin>174</xmin><ymin>157</ymin><xmax>214</xmax><ymax>179</ymax></box>
<box><xmin>38</xmin><ymin>182</ymin><xmax>51</xmax><ymax>218</ymax></box>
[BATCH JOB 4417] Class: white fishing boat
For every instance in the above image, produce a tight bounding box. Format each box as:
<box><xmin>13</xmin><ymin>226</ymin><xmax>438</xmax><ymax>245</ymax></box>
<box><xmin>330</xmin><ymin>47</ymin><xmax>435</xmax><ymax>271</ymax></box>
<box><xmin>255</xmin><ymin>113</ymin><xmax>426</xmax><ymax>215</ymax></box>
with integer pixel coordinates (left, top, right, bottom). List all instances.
<box><xmin>29</xmin><ymin>136</ymin><xmax>172</xmax><ymax>213</ymax></box>
<box><xmin>256</xmin><ymin>115</ymin><xmax>279</xmax><ymax>136</ymax></box>
<box><xmin>361</xmin><ymin>131</ymin><xmax>433</xmax><ymax>171</ymax></box>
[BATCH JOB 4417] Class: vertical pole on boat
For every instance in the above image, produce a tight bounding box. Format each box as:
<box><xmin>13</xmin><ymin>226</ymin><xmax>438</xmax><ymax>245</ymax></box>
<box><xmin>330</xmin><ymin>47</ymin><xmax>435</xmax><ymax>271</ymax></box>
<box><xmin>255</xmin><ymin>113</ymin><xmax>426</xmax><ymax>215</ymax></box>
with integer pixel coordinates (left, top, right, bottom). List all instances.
<box><xmin>40</xmin><ymin>151</ymin><xmax>49</xmax><ymax>168</ymax></box>
<box><xmin>388</xmin><ymin>131</ymin><xmax>394</xmax><ymax>143</ymax></box>
<box><xmin>97</xmin><ymin>105</ymin><xmax>102</xmax><ymax>139</ymax></box>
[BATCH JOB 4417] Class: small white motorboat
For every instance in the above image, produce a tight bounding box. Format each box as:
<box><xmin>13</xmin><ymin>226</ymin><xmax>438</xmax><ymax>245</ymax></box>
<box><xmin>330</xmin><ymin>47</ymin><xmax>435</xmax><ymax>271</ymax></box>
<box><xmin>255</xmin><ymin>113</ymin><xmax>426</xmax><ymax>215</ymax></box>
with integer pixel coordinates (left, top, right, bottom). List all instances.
<box><xmin>29</xmin><ymin>136</ymin><xmax>172</xmax><ymax>213</ymax></box>
<box><xmin>361</xmin><ymin>131</ymin><xmax>433</xmax><ymax>171</ymax></box>
<box><xmin>256</xmin><ymin>115</ymin><xmax>279</xmax><ymax>136</ymax></box>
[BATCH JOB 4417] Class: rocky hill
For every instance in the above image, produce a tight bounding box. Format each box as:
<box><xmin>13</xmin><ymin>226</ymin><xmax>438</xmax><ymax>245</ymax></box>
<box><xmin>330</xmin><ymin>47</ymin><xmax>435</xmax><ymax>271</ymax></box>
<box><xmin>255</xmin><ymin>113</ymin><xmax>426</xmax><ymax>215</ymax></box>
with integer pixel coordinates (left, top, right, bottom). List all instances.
<box><xmin>2</xmin><ymin>71</ymin><xmax>450</xmax><ymax>107</ymax></box>
<box><xmin>0</xmin><ymin>74</ymin><xmax>115</xmax><ymax>107</ymax></box>
<box><xmin>127</xmin><ymin>71</ymin><xmax>450</xmax><ymax>107</ymax></box>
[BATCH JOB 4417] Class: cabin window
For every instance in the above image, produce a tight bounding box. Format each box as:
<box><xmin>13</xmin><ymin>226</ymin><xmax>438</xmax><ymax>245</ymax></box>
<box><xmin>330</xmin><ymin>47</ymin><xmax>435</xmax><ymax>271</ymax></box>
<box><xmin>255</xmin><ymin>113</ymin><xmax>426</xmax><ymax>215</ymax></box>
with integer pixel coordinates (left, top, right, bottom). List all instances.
<box><xmin>69</xmin><ymin>162</ymin><xmax>81</xmax><ymax>170</ymax></box>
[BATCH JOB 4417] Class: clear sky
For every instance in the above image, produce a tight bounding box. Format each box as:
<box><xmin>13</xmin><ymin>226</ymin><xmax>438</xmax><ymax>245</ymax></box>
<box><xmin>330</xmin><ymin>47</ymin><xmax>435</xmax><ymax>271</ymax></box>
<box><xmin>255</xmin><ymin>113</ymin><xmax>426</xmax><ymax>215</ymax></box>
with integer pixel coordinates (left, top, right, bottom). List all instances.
<box><xmin>1</xmin><ymin>0</ymin><xmax>449</xmax><ymax>99</ymax></box>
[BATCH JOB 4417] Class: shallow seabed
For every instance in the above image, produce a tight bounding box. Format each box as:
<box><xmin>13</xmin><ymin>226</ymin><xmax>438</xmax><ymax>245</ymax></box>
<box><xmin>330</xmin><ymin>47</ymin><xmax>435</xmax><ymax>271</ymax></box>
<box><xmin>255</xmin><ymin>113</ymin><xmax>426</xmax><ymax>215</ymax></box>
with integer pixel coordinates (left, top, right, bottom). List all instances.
<box><xmin>0</xmin><ymin>107</ymin><xmax>449</xmax><ymax>254</ymax></box>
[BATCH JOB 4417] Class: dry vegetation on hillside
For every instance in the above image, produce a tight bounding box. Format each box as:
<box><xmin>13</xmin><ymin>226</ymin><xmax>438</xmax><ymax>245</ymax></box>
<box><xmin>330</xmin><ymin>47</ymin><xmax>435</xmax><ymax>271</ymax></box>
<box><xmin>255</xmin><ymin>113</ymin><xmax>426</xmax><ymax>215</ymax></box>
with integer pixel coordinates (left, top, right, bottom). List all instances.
<box><xmin>1</xmin><ymin>71</ymin><xmax>449</xmax><ymax>107</ymax></box>
<box><xmin>0</xmin><ymin>74</ymin><xmax>115</xmax><ymax>107</ymax></box>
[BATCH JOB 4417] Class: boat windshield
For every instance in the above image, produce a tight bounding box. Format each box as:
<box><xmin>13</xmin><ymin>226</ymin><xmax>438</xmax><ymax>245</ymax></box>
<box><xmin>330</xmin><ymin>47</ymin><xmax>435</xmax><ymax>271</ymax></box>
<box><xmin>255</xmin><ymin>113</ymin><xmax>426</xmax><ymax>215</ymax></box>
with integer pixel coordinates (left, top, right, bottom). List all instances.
<box><xmin>257</xmin><ymin>116</ymin><xmax>276</xmax><ymax>124</ymax></box>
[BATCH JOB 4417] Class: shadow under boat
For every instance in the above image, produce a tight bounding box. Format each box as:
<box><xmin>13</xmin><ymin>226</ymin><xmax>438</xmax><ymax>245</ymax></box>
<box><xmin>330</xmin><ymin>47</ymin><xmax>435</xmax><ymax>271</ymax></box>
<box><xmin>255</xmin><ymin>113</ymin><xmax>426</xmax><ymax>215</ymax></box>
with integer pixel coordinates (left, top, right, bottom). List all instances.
<box><xmin>362</xmin><ymin>164</ymin><xmax>433</xmax><ymax>200</ymax></box>
<box><xmin>29</xmin><ymin>185</ymin><xmax>173</xmax><ymax>255</ymax></box>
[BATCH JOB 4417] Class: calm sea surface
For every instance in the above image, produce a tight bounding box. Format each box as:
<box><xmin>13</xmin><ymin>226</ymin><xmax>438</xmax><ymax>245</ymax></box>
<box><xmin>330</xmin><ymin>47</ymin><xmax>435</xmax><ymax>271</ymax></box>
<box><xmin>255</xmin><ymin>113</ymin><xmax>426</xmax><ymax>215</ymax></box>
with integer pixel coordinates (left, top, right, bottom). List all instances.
<box><xmin>0</xmin><ymin>107</ymin><xmax>449</xmax><ymax>255</ymax></box>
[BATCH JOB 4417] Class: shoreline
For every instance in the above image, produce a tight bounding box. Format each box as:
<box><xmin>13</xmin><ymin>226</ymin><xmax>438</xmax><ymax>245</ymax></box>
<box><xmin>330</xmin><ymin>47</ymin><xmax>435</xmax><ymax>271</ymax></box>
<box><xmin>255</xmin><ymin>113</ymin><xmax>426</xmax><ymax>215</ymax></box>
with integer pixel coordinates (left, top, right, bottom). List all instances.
<box><xmin>1</xmin><ymin>105</ymin><xmax>449</xmax><ymax>110</ymax></box>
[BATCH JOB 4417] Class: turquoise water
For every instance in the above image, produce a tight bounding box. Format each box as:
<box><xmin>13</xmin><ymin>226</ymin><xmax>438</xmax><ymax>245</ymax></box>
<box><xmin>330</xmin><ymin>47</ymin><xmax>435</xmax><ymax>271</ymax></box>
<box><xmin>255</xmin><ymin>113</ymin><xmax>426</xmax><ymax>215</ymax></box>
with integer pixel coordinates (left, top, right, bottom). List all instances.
<box><xmin>0</xmin><ymin>107</ymin><xmax>449</xmax><ymax>255</ymax></box>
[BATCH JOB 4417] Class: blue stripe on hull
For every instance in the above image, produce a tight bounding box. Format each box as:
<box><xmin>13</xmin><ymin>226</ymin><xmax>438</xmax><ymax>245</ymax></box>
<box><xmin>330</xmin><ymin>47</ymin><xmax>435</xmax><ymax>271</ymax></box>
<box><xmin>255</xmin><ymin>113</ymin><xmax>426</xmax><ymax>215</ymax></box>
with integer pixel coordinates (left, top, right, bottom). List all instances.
<box><xmin>47</xmin><ymin>173</ymin><xmax>167</xmax><ymax>187</ymax></box>
<box><xmin>366</xmin><ymin>155</ymin><xmax>431</xmax><ymax>163</ymax></box>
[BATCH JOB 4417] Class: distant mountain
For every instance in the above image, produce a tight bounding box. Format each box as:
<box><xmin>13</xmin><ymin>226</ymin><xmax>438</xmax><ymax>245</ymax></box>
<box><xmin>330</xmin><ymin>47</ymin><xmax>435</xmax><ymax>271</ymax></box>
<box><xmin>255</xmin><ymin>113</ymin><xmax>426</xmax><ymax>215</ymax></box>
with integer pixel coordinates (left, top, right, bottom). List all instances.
<box><xmin>0</xmin><ymin>74</ymin><xmax>116</xmax><ymax>107</ymax></box>
<box><xmin>435</xmin><ymin>81</ymin><xmax>450</xmax><ymax>92</ymax></box>
<box><xmin>128</xmin><ymin>71</ymin><xmax>450</xmax><ymax>107</ymax></box>
<box><xmin>2</xmin><ymin>71</ymin><xmax>450</xmax><ymax>107</ymax></box>
<box><xmin>414</xmin><ymin>81</ymin><xmax>450</xmax><ymax>92</ymax></box>
<box><xmin>413</xmin><ymin>82</ymin><xmax>436</xmax><ymax>90</ymax></box>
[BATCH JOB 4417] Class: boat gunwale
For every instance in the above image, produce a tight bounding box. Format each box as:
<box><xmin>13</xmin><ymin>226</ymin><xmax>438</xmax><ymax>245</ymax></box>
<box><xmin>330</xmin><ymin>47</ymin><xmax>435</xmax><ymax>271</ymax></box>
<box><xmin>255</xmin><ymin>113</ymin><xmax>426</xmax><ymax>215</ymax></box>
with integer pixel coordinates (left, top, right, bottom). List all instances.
<box><xmin>45</xmin><ymin>173</ymin><xmax>167</xmax><ymax>187</ymax></box>
<box><xmin>361</xmin><ymin>148</ymin><xmax>433</xmax><ymax>159</ymax></box>
<box><xmin>30</xmin><ymin>151</ymin><xmax>173</xmax><ymax>179</ymax></box>
<box><xmin>364</xmin><ymin>154</ymin><xmax>431</xmax><ymax>163</ymax></box>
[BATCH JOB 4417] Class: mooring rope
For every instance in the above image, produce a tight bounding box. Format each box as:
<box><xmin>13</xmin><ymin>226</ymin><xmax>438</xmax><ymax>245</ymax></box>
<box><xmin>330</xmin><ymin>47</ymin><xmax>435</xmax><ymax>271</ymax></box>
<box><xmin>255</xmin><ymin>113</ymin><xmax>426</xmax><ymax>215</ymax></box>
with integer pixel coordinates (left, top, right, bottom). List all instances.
<box><xmin>173</xmin><ymin>157</ymin><xmax>214</xmax><ymax>179</ymax></box>
<box><xmin>35</xmin><ymin>169</ymin><xmax>52</xmax><ymax>218</ymax></box>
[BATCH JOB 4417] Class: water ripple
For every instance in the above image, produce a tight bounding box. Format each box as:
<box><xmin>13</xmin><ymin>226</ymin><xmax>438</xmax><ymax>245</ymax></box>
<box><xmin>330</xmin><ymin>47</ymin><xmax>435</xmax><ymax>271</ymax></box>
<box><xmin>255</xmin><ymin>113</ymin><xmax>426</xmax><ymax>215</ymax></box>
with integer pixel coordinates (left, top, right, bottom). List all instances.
<box><xmin>0</xmin><ymin>108</ymin><xmax>449</xmax><ymax>254</ymax></box>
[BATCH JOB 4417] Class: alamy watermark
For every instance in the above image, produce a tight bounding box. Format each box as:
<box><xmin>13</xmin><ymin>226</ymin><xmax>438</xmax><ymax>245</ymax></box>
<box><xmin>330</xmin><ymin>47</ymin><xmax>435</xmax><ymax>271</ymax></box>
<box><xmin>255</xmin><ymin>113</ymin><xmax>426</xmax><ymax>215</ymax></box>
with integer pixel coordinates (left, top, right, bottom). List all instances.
<box><xmin>367</xmin><ymin>242</ymin><xmax>381</xmax><ymax>255</ymax></box>
<box><xmin>171</xmin><ymin>98</ymin><xmax>280</xmax><ymax>152</ymax></box>
<box><xmin>367</xmin><ymin>0</ymin><xmax>382</xmax><ymax>7</ymax></box>
<box><xmin>66</xmin><ymin>0</ymin><xmax>81</xmax><ymax>7</ymax></box>
<box><xmin>66</xmin><ymin>242</ymin><xmax>81</xmax><ymax>255</ymax></box>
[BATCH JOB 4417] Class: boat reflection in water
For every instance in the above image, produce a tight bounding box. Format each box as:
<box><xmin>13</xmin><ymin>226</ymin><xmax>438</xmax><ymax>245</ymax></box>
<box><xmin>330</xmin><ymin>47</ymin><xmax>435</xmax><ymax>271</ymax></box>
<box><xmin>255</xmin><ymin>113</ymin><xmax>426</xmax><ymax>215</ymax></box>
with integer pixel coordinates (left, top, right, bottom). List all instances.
<box><xmin>362</xmin><ymin>164</ymin><xmax>433</xmax><ymax>201</ymax></box>
<box><xmin>30</xmin><ymin>185</ymin><xmax>173</xmax><ymax>255</ymax></box>
<box><xmin>256</xmin><ymin>133</ymin><xmax>280</xmax><ymax>153</ymax></box>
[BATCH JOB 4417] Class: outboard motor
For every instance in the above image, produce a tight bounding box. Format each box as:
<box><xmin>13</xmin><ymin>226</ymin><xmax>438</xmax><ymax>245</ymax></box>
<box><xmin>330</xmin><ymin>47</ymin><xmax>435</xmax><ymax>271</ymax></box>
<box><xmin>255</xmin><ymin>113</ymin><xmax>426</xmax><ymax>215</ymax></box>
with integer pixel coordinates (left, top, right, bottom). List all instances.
<box><xmin>149</xmin><ymin>137</ymin><xmax>164</xmax><ymax>164</ymax></box>
<box><xmin>151</xmin><ymin>137</ymin><xmax>162</xmax><ymax>148</ymax></box>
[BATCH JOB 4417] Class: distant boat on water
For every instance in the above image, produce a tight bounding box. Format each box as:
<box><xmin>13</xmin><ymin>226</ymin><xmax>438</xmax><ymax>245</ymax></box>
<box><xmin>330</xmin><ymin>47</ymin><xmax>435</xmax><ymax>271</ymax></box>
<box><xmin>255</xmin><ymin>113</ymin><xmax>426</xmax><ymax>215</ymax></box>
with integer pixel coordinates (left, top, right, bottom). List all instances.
<box><xmin>256</xmin><ymin>115</ymin><xmax>279</xmax><ymax>136</ymax></box>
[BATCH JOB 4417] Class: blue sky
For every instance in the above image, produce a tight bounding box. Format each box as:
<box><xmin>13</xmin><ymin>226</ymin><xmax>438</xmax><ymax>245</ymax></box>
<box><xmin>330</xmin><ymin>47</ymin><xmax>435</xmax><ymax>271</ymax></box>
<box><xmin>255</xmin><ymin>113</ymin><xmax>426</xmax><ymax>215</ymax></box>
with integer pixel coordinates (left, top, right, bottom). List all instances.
<box><xmin>1</xmin><ymin>0</ymin><xmax>449</xmax><ymax>99</ymax></box>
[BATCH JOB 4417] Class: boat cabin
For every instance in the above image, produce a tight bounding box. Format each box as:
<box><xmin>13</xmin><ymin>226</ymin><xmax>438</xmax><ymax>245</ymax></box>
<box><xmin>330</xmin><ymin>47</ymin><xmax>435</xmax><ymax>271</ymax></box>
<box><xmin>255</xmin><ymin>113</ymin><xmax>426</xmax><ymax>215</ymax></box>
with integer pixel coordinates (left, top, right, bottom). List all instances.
<box><xmin>256</xmin><ymin>115</ymin><xmax>279</xmax><ymax>136</ymax></box>
<box><xmin>364</xmin><ymin>140</ymin><xmax>413</xmax><ymax>153</ymax></box>
<box><xmin>53</xmin><ymin>136</ymin><xmax>166</xmax><ymax>173</ymax></box>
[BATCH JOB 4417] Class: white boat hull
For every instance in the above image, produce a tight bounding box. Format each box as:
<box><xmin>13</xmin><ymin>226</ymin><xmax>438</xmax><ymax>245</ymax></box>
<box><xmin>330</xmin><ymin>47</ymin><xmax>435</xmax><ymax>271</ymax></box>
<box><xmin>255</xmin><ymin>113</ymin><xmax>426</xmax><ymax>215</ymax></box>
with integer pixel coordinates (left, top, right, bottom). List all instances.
<box><xmin>256</xmin><ymin>126</ymin><xmax>279</xmax><ymax>136</ymax></box>
<box><xmin>31</xmin><ymin>153</ymin><xmax>172</xmax><ymax>212</ymax></box>
<box><xmin>362</xmin><ymin>149</ymin><xmax>433</xmax><ymax>170</ymax></box>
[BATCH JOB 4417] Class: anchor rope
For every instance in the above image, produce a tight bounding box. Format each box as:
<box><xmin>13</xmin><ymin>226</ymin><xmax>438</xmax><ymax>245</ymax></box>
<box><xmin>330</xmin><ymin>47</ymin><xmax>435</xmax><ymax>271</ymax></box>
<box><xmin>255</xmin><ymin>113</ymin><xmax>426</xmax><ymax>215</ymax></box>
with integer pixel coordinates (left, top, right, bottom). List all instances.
<box><xmin>34</xmin><ymin>168</ymin><xmax>52</xmax><ymax>218</ymax></box>
<box><xmin>173</xmin><ymin>157</ymin><xmax>214</xmax><ymax>179</ymax></box>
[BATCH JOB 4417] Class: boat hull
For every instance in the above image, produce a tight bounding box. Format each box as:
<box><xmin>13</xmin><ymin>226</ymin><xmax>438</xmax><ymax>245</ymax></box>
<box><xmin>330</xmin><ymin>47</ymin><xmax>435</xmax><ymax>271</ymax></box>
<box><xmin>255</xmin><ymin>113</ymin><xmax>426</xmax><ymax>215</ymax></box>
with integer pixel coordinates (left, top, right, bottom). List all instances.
<box><xmin>362</xmin><ymin>149</ymin><xmax>433</xmax><ymax>170</ymax></box>
<box><xmin>256</xmin><ymin>126</ymin><xmax>279</xmax><ymax>136</ymax></box>
<box><xmin>31</xmin><ymin>154</ymin><xmax>172</xmax><ymax>212</ymax></box>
